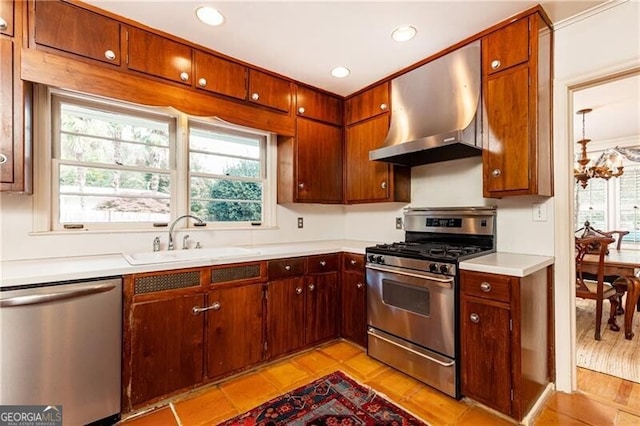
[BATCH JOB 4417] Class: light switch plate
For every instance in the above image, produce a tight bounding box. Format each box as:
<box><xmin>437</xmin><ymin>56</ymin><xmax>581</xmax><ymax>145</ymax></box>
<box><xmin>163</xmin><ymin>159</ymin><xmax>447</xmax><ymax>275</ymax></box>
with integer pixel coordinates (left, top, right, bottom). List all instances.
<box><xmin>532</xmin><ymin>203</ymin><xmax>547</xmax><ymax>222</ymax></box>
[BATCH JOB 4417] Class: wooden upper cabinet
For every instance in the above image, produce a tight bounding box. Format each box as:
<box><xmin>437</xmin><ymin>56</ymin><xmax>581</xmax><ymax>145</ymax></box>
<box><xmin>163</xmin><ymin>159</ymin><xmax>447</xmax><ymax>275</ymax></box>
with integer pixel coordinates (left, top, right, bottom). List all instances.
<box><xmin>0</xmin><ymin>0</ymin><xmax>14</xmax><ymax>36</ymax></box>
<box><xmin>0</xmin><ymin>38</ymin><xmax>15</xmax><ymax>185</ymax></box>
<box><xmin>193</xmin><ymin>50</ymin><xmax>247</xmax><ymax>100</ymax></box>
<box><xmin>127</xmin><ymin>27</ymin><xmax>192</xmax><ymax>85</ymax></box>
<box><xmin>296</xmin><ymin>85</ymin><xmax>343</xmax><ymax>125</ymax></box>
<box><xmin>483</xmin><ymin>17</ymin><xmax>529</xmax><ymax>75</ymax></box>
<box><xmin>34</xmin><ymin>0</ymin><xmax>121</xmax><ymax>65</ymax></box>
<box><xmin>482</xmin><ymin>12</ymin><xmax>553</xmax><ymax>198</ymax></box>
<box><xmin>345</xmin><ymin>82</ymin><xmax>390</xmax><ymax>125</ymax></box>
<box><xmin>248</xmin><ymin>69</ymin><xmax>292</xmax><ymax>113</ymax></box>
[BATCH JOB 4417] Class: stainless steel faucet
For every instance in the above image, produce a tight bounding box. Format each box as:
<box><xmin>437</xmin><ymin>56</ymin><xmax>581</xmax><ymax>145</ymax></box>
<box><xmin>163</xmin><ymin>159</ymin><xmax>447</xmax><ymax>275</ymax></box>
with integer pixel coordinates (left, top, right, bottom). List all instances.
<box><xmin>168</xmin><ymin>215</ymin><xmax>206</xmax><ymax>250</ymax></box>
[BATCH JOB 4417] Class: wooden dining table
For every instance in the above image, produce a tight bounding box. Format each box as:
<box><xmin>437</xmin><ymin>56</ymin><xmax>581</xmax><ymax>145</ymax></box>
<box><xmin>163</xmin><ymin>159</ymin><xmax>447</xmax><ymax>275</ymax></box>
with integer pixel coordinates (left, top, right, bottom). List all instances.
<box><xmin>582</xmin><ymin>249</ymin><xmax>640</xmax><ymax>339</ymax></box>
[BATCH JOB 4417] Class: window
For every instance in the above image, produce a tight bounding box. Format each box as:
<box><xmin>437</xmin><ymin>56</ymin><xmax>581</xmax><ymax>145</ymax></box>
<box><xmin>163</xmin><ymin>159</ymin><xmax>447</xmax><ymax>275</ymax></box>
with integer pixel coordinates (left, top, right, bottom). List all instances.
<box><xmin>574</xmin><ymin>159</ymin><xmax>640</xmax><ymax>248</ymax></box>
<box><xmin>45</xmin><ymin>88</ymin><xmax>275</xmax><ymax>231</ymax></box>
<box><xmin>189</xmin><ymin>122</ymin><xmax>266</xmax><ymax>223</ymax></box>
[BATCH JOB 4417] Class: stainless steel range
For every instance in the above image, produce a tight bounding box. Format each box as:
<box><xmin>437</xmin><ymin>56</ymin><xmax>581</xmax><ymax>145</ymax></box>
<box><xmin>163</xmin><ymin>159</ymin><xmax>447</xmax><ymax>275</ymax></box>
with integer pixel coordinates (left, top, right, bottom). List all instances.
<box><xmin>366</xmin><ymin>206</ymin><xmax>496</xmax><ymax>398</ymax></box>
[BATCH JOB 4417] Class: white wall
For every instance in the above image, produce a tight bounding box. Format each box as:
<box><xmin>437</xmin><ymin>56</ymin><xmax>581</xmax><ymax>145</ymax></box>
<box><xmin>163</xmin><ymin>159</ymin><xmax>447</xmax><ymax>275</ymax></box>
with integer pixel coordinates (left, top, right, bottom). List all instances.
<box><xmin>552</xmin><ymin>0</ymin><xmax>640</xmax><ymax>393</ymax></box>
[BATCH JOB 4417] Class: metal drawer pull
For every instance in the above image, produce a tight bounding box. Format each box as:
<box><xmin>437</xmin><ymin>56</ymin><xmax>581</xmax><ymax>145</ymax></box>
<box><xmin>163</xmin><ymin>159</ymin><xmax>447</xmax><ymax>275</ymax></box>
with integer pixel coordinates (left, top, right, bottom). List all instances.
<box><xmin>308</xmin><ymin>284</ymin><xmax>315</xmax><ymax>291</ymax></box>
<box><xmin>380</xmin><ymin>181</ymin><xmax>387</xmax><ymax>189</ymax></box>
<box><xmin>251</xmin><ymin>92</ymin><xmax>260</xmax><ymax>101</ymax></box>
<box><xmin>350</xmin><ymin>259</ymin><xmax>357</xmax><ymax>265</ymax></box>
<box><xmin>470</xmin><ymin>313</ymin><xmax>480</xmax><ymax>323</ymax></box>
<box><xmin>284</xmin><ymin>265</ymin><xmax>291</xmax><ymax>271</ymax></box>
<box><xmin>198</xmin><ymin>77</ymin><xmax>207</xmax><ymax>87</ymax></box>
<box><xmin>298</xmin><ymin>107</ymin><xmax>305</xmax><ymax>114</ymax></box>
<box><xmin>180</xmin><ymin>72</ymin><xmax>190</xmax><ymax>81</ymax></box>
<box><xmin>298</xmin><ymin>183</ymin><xmax>305</xmax><ymax>189</ymax></box>
<box><xmin>0</xmin><ymin>18</ymin><xmax>7</xmax><ymax>31</ymax></box>
<box><xmin>104</xmin><ymin>49</ymin><xmax>116</xmax><ymax>60</ymax></box>
<box><xmin>480</xmin><ymin>282</ymin><xmax>492</xmax><ymax>292</ymax></box>
<box><xmin>491</xmin><ymin>59</ymin><xmax>501</xmax><ymax>70</ymax></box>
<box><xmin>368</xmin><ymin>330</ymin><xmax>454</xmax><ymax>367</ymax></box>
<box><xmin>319</xmin><ymin>260</ymin><xmax>326</xmax><ymax>267</ymax></box>
<box><xmin>380</xmin><ymin>103</ymin><xmax>388</xmax><ymax>111</ymax></box>
<box><xmin>192</xmin><ymin>301</ymin><xmax>221</xmax><ymax>314</ymax></box>
<box><xmin>491</xmin><ymin>168</ymin><xmax>501</xmax><ymax>177</ymax></box>
<box><xmin>0</xmin><ymin>153</ymin><xmax>7</xmax><ymax>164</ymax></box>
<box><xmin>356</xmin><ymin>282</ymin><xmax>363</xmax><ymax>289</ymax></box>
<box><xmin>295</xmin><ymin>287</ymin><xmax>303</xmax><ymax>295</ymax></box>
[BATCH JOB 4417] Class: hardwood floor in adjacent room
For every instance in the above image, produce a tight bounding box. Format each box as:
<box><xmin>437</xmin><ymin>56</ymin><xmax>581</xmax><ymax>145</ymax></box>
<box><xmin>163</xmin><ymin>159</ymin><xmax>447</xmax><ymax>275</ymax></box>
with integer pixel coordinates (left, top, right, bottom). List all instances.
<box><xmin>120</xmin><ymin>341</ymin><xmax>640</xmax><ymax>425</ymax></box>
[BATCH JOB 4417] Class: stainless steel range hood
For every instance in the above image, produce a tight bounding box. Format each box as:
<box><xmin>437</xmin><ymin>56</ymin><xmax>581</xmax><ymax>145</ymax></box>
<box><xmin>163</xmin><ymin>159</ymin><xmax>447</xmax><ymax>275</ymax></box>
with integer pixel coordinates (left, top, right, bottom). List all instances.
<box><xmin>369</xmin><ymin>40</ymin><xmax>482</xmax><ymax>167</ymax></box>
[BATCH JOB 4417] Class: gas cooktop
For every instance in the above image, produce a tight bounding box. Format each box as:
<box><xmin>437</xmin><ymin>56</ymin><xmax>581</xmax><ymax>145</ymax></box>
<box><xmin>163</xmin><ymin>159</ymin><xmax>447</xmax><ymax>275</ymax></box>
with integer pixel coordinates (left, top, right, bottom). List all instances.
<box><xmin>367</xmin><ymin>241</ymin><xmax>491</xmax><ymax>262</ymax></box>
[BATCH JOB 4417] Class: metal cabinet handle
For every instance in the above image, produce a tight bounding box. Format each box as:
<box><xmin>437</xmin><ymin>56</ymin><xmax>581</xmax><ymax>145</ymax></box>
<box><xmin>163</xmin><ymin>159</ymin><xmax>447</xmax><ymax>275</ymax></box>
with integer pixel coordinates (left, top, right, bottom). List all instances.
<box><xmin>470</xmin><ymin>313</ymin><xmax>480</xmax><ymax>323</ymax></box>
<box><xmin>192</xmin><ymin>301</ymin><xmax>221</xmax><ymax>314</ymax></box>
<box><xmin>198</xmin><ymin>77</ymin><xmax>207</xmax><ymax>87</ymax></box>
<box><xmin>380</xmin><ymin>103</ymin><xmax>388</xmax><ymax>111</ymax></box>
<box><xmin>319</xmin><ymin>260</ymin><xmax>326</xmax><ymax>267</ymax></box>
<box><xmin>380</xmin><ymin>181</ymin><xmax>387</xmax><ymax>189</ymax></box>
<box><xmin>298</xmin><ymin>107</ymin><xmax>305</xmax><ymax>114</ymax></box>
<box><xmin>480</xmin><ymin>282</ymin><xmax>492</xmax><ymax>292</ymax></box>
<box><xmin>251</xmin><ymin>92</ymin><xmax>260</xmax><ymax>101</ymax></box>
<box><xmin>491</xmin><ymin>59</ymin><xmax>501</xmax><ymax>70</ymax></box>
<box><xmin>104</xmin><ymin>49</ymin><xmax>116</xmax><ymax>61</ymax></box>
<box><xmin>308</xmin><ymin>284</ymin><xmax>315</xmax><ymax>291</ymax></box>
<box><xmin>356</xmin><ymin>282</ymin><xmax>363</xmax><ymax>289</ymax></box>
<box><xmin>180</xmin><ymin>72</ymin><xmax>190</xmax><ymax>81</ymax></box>
<box><xmin>284</xmin><ymin>265</ymin><xmax>291</xmax><ymax>271</ymax></box>
<box><xmin>491</xmin><ymin>169</ymin><xmax>501</xmax><ymax>177</ymax></box>
<box><xmin>0</xmin><ymin>18</ymin><xmax>7</xmax><ymax>31</ymax></box>
<box><xmin>350</xmin><ymin>259</ymin><xmax>357</xmax><ymax>265</ymax></box>
<box><xmin>0</xmin><ymin>153</ymin><xmax>7</xmax><ymax>164</ymax></box>
<box><xmin>295</xmin><ymin>287</ymin><xmax>303</xmax><ymax>295</ymax></box>
<box><xmin>298</xmin><ymin>182</ymin><xmax>305</xmax><ymax>189</ymax></box>
<box><xmin>0</xmin><ymin>284</ymin><xmax>116</xmax><ymax>308</ymax></box>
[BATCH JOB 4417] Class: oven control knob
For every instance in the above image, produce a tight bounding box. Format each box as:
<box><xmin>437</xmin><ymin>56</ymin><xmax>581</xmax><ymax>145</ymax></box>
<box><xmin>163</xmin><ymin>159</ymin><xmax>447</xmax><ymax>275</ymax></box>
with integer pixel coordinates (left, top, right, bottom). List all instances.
<box><xmin>429</xmin><ymin>263</ymin><xmax>439</xmax><ymax>273</ymax></box>
<box><xmin>439</xmin><ymin>264</ymin><xmax>450</xmax><ymax>274</ymax></box>
<box><xmin>375</xmin><ymin>255</ymin><xmax>385</xmax><ymax>264</ymax></box>
<box><xmin>368</xmin><ymin>254</ymin><xmax>376</xmax><ymax>263</ymax></box>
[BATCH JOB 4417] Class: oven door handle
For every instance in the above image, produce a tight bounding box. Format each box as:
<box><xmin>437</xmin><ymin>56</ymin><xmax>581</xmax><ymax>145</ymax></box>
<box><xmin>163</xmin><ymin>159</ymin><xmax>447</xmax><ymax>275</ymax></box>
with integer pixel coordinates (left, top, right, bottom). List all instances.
<box><xmin>368</xmin><ymin>329</ymin><xmax>455</xmax><ymax>367</ymax></box>
<box><xmin>366</xmin><ymin>264</ymin><xmax>454</xmax><ymax>287</ymax></box>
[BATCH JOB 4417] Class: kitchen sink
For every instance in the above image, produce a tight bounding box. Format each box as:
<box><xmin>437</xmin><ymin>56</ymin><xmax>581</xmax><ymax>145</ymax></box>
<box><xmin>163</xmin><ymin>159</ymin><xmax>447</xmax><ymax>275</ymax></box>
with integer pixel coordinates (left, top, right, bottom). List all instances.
<box><xmin>122</xmin><ymin>247</ymin><xmax>261</xmax><ymax>265</ymax></box>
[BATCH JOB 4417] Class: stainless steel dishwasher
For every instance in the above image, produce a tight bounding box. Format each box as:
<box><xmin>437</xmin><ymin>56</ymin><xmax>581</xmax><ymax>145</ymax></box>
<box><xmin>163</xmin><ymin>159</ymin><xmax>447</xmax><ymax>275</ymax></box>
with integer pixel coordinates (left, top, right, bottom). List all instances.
<box><xmin>0</xmin><ymin>277</ymin><xmax>122</xmax><ymax>425</ymax></box>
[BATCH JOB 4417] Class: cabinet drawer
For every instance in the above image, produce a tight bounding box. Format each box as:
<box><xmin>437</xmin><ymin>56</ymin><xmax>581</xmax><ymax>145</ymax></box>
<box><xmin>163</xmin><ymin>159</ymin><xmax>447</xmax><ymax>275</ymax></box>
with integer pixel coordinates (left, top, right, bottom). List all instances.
<box><xmin>343</xmin><ymin>253</ymin><xmax>365</xmax><ymax>272</ymax></box>
<box><xmin>268</xmin><ymin>257</ymin><xmax>306</xmax><ymax>280</ymax></box>
<box><xmin>127</xmin><ymin>27</ymin><xmax>192</xmax><ymax>85</ymax></box>
<box><xmin>345</xmin><ymin>82</ymin><xmax>389</xmax><ymax>125</ymax></box>
<box><xmin>482</xmin><ymin>17</ymin><xmax>529</xmax><ymax>75</ymax></box>
<box><xmin>461</xmin><ymin>271</ymin><xmax>511</xmax><ymax>303</ymax></box>
<box><xmin>308</xmin><ymin>253</ymin><xmax>339</xmax><ymax>273</ymax></box>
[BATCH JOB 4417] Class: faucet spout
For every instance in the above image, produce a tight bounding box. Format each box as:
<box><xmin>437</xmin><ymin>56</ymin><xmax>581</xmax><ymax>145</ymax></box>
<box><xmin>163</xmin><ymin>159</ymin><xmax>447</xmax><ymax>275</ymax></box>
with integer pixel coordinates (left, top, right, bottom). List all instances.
<box><xmin>168</xmin><ymin>215</ymin><xmax>206</xmax><ymax>250</ymax></box>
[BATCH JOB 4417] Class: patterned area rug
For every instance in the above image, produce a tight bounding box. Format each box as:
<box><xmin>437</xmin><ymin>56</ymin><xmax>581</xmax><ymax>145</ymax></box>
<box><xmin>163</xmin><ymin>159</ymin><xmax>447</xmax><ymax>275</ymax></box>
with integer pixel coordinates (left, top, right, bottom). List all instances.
<box><xmin>220</xmin><ymin>370</ymin><xmax>427</xmax><ymax>425</ymax></box>
<box><xmin>576</xmin><ymin>297</ymin><xmax>640</xmax><ymax>383</ymax></box>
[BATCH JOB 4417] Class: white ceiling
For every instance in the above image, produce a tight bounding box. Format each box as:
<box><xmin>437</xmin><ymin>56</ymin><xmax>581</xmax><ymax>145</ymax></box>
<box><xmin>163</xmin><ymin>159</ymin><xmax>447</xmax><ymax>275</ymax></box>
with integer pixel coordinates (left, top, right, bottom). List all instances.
<box><xmin>85</xmin><ymin>0</ymin><xmax>607</xmax><ymax>97</ymax></box>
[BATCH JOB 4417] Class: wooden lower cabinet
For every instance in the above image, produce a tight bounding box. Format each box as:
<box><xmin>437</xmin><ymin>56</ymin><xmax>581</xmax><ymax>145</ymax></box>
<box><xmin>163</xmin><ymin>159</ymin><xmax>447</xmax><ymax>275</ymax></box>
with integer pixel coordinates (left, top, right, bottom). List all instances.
<box><xmin>460</xmin><ymin>268</ymin><xmax>550</xmax><ymax>421</ymax></box>
<box><xmin>128</xmin><ymin>293</ymin><xmax>205</xmax><ymax>408</ymax></box>
<box><xmin>205</xmin><ymin>284</ymin><xmax>264</xmax><ymax>379</ymax></box>
<box><xmin>266</xmin><ymin>276</ymin><xmax>307</xmax><ymax>358</ymax></box>
<box><xmin>340</xmin><ymin>253</ymin><xmax>366</xmax><ymax>347</ymax></box>
<box><xmin>306</xmin><ymin>269</ymin><xmax>339</xmax><ymax>346</ymax></box>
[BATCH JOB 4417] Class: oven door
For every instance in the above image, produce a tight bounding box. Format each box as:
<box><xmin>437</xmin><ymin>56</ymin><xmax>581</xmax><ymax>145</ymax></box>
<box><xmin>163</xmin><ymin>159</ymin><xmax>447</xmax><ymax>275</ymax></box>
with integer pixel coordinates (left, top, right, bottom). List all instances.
<box><xmin>366</xmin><ymin>263</ymin><xmax>455</xmax><ymax>357</ymax></box>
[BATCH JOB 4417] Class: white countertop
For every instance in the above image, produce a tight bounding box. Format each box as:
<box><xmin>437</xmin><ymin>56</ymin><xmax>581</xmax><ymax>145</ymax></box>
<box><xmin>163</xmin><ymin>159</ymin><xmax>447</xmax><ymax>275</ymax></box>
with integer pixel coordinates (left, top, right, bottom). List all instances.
<box><xmin>1</xmin><ymin>240</ymin><xmax>375</xmax><ymax>288</ymax></box>
<box><xmin>459</xmin><ymin>252</ymin><xmax>554</xmax><ymax>277</ymax></box>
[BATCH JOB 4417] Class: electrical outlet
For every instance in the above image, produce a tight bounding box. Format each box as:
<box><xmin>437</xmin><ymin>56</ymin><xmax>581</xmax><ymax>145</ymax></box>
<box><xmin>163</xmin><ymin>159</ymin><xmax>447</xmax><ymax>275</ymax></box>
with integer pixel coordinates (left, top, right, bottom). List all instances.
<box><xmin>395</xmin><ymin>217</ymin><xmax>403</xmax><ymax>229</ymax></box>
<box><xmin>297</xmin><ymin>217</ymin><xmax>304</xmax><ymax>228</ymax></box>
<box><xmin>532</xmin><ymin>203</ymin><xmax>547</xmax><ymax>222</ymax></box>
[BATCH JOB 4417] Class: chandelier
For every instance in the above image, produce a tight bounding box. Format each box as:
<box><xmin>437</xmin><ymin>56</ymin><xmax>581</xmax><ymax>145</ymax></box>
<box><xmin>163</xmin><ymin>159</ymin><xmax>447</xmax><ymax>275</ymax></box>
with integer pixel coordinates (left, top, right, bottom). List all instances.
<box><xmin>574</xmin><ymin>108</ymin><xmax>624</xmax><ymax>189</ymax></box>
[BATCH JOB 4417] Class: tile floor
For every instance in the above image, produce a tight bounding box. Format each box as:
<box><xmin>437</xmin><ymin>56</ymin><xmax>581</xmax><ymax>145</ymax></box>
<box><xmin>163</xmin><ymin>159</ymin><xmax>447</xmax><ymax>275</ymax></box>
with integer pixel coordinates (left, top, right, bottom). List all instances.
<box><xmin>120</xmin><ymin>340</ymin><xmax>640</xmax><ymax>425</ymax></box>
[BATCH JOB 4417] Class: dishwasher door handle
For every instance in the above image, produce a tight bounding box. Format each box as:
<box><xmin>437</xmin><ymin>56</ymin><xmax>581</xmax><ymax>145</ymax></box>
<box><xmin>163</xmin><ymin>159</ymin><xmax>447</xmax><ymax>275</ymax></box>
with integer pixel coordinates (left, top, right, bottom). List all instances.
<box><xmin>0</xmin><ymin>283</ymin><xmax>117</xmax><ymax>308</ymax></box>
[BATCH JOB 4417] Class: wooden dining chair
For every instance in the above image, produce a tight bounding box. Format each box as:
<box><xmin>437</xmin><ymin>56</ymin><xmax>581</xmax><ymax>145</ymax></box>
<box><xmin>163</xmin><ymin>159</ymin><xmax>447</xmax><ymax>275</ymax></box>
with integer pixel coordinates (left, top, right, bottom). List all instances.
<box><xmin>575</xmin><ymin>236</ymin><xmax>620</xmax><ymax>340</ymax></box>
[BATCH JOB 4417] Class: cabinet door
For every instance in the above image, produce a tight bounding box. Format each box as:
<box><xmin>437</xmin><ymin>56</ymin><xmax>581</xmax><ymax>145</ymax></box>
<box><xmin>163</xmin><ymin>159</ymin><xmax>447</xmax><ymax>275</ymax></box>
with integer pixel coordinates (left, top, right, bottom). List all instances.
<box><xmin>345</xmin><ymin>114</ymin><xmax>391</xmax><ymax>202</ymax></box>
<box><xmin>296</xmin><ymin>86</ymin><xmax>343</xmax><ymax>125</ymax></box>
<box><xmin>266</xmin><ymin>277</ymin><xmax>306</xmax><ymax>358</ymax></box>
<box><xmin>483</xmin><ymin>64</ymin><xmax>530</xmax><ymax>195</ymax></box>
<box><xmin>0</xmin><ymin>0</ymin><xmax>14</xmax><ymax>36</ymax></box>
<box><xmin>194</xmin><ymin>50</ymin><xmax>247</xmax><ymax>100</ymax></box>
<box><xmin>296</xmin><ymin>118</ymin><xmax>343</xmax><ymax>203</ymax></box>
<box><xmin>129</xmin><ymin>294</ymin><xmax>205</xmax><ymax>406</ymax></box>
<box><xmin>345</xmin><ymin>83</ymin><xmax>389</xmax><ymax>125</ymax></box>
<box><xmin>461</xmin><ymin>298</ymin><xmax>512</xmax><ymax>416</ymax></box>
<box><xmin>483</xmin><ymin>17</ymin><xmax>529</xmax><ymax>75</ymax></box>
<box><xmin>0</xmin><ymin>38</ymin><xmax>14</xmax><ymax>184</ymax></box>
<box><xmin>248</xmin><ymin>69</ymin><xmax>291</xmax><ymax>113</ymax></box>
<box><xmin>341</xmin><ymin>269</ymin><xmax>366</xmax><ymax>347</ymax></box>
<box><xmin>305</xmin><ymin>272</ymin><xmax>338</xmax><ymax>345</ymax></box>
<box><xmin>34</xmin><ymin>0</ymin><xmax>120</xmax><ymax>65</ymax></box>
<box><xmin>127</xmin><ymin>27</ymin><xmax>192</xmax><ymax>85</ymax></box>
<box><xmin>206</xmin><ymin>284</ymin><xmax>263</xmax><ymax>379</ymax></box>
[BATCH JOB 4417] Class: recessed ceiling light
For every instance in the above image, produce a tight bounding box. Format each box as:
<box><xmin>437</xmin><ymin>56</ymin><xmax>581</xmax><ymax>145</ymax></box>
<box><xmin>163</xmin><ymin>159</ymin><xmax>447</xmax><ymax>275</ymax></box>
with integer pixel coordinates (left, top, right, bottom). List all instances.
<box><xmin>331</xmin><ymin>66</ymin><xmax>350</xmax><ymax>78</ymax></box>
<box><xmin>392</xmin><ymin>25</ymin><xmax>417</xmax><ymax>42</ymax></box>
<box><xmin>196</xmin><ymin>6</ymin><xmax>224</xmax><ymax>26</ymax></box>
